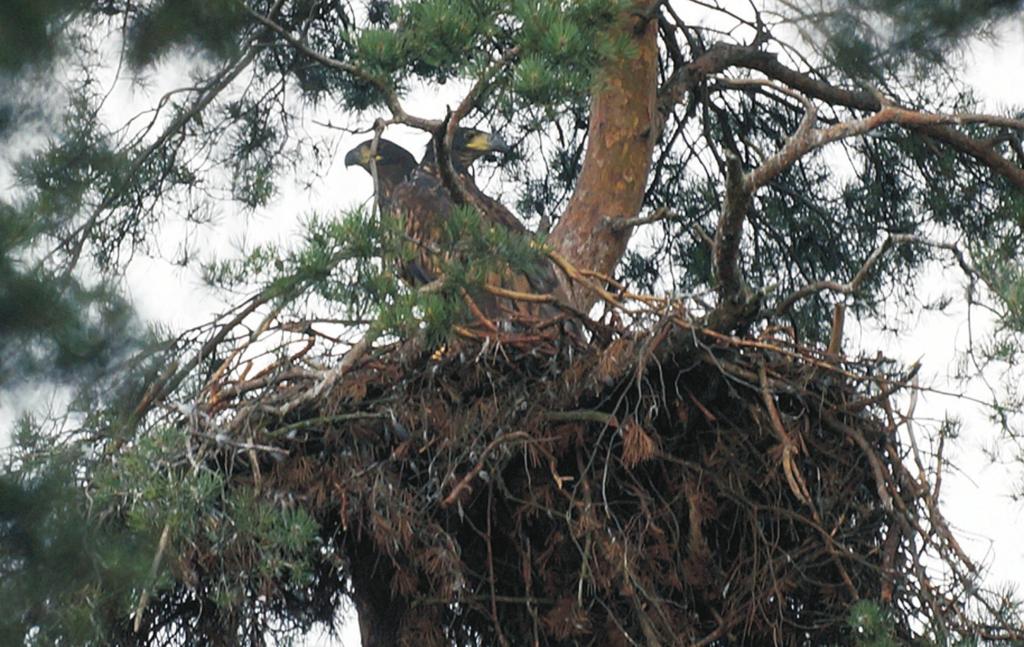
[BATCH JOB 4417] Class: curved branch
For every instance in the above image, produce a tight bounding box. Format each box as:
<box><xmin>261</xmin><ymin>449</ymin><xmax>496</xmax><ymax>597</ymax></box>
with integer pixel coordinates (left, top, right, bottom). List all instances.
<box><xmin>773</xmin><ymin>233</ymin><xmax>978</xmax><ymax>315</ymax></box>
<box><xmin>713</xmin><ymin>79</ymin><xmax>818</xmax><ymax>308</ymax></box>
<box><xmin>434</xmin><ymin>46</ymin><xmax>522</xmax><ymax>207</ymax></box>
<box><xmin>659</xmin><ymin>42</ymin><xmax>1024</xmax><ymax>190</ymax></box>
<box><xmin>246</xmin><ymin>8</ymin><xmax>440</xmax><ymax>132</ymax></box>
<box><xmin>712</xmin><ymin>152</ymin><xmax>753</xmax><ymax>304</ymax></box>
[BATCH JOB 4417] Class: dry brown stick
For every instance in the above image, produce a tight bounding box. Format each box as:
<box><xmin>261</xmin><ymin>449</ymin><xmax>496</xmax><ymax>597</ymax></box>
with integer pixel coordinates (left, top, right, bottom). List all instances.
<box><xmin>485</xmin><ymin>488</ymin><xmax>511</xmax><ymax>647</ymax></box>
<box><xmin>845</xmin><ymin>364</ymin><xmax>920</xmax><ymax>412</ymax></box>
<box><xmin>627</xmin><ymin>589</ymin><xmax>665</xmax><ymax>647</ymax></box>
<box><xmin>460</xmin><ymin>289</ymin><xmax>501</xmax><ymax>333</ymax></box>
<box><xmin>759</xmin><ymin>363</ymin><xmax>811</xmax><ymax>505</ymax></box>
<box><xmin>880</xmin><ymin>522</ymin><xmax>900</xmax><ymax>604</ymax></box>
<box><xmin>300</xmin><ymin>330</ymin><xmax>379</xmax><ymax>408</ymax></box>
<box><xmin>545</xmin><ymin>249</ymin><xmax>626</xmax><ymax>307</ymax></box>
<box><xmin>451</xmin><ymin>326</ymin><xmax>557</xmax><ymax>347</ymax></box>
<box><xmin>827</xmin><ymin>303</ymin><xmax>845</xmax><ymax>358</ymax></box>
<box><xmin>684</xmin><ymin>321</ymin><xmax>863</xmax><ymax>379</ymax></box>
<box><xmin>204</xmin><ymin>302</ymin><xmax>285</xmax><ymax>396</ymax></box>
<box><xmin>119</xmin><ymin>290</ymin><xmax>274</xmax><ymax>449</ymax></box>
<box><xmin>609</xmin><ymin>206</ymin><xmax>682</xmax><ymax>231</ymax></box>
<box><xmin>441</xmin><ymin>432</ymin><xmax>531</xmax><ymax>508</ymax></box>
<box><xmin>897</xmin><ymin>381</ymin><xmax>980</xmax><ymax>577</ymax></box>
<box><xmin>758</xmin><ymin>504</ymin><xmax>863</xmax><ymax>599</ymax></box>
<box><xmin>688</xmin><ymin>623</ymin><xmax>729</xmax><ymax>647</ymax></box>
<box><xmin>204</xmin><ymin>367</ymin><xmax>315</xmax><ymax>405</ymax></box>
<box><xmin>483</xmin><ymin>283</ymin><xmax>557</xmax><ymax>303</ymax></box>
<box><xmin>434</xmin><ymin>46</ymin><xmax>522</xmax><ymax>208</ymax></box>
<box><xmin>823</xmin><ymin>412</ymin><xmax>893</xmax><ymax>512</ymax></box>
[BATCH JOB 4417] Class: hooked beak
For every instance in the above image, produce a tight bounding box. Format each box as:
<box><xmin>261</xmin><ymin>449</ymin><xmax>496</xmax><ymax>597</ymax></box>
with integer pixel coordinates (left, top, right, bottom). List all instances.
<box><xmin>466</xmin><ymin>131</ymin><xmax>510</xmax><ymax>155</ymax></box>
<box><xmin>485</xmin><ymin>132</ymin><xmax>510</xmax><ymax>154</ymax></box>
<box><xmin>344</xmin><ymin>147</ymin><xmax>364</xmax><ymax>168</ymax></box>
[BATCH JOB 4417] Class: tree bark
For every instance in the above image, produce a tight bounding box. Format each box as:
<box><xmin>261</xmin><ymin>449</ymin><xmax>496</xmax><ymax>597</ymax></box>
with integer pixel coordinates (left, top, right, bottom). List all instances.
<box><xmin>347</xmin><ymin>538</ymin><xmax>406</xmax><ymax>647</ymax></box>
<box><xmin>550</xmin><ymin>0</ymin><xmax>661</xmax><ymax>311</ymax></box>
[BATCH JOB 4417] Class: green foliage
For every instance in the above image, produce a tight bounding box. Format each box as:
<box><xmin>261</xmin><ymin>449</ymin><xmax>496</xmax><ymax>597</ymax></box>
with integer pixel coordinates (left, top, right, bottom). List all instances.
<box><xmin>507</xmin><ymin>0</ymin><xmax>630</xmax><ymax>110</ymax></box>
<box><xmin>222</xmin><ymin>98</ymin><xmax>283</xmax><ymax>208</ymax></box>
<box><xmin>203</xmin><ymin>209</ymin><xmax>400</xmax><ymax>321</ymax></box>
<box><xmin>125</xmin><ymin>0</ymin><xmax>248</xmax><ymax>68</ymax></box>
<box><xmin>2</xmin><ymin>0</ymin><xmax>1024</xmax><ymax>643</ymax></box>
<box><xmin>848</xmin><ymin>601</ymin><xmax>900</xmax><ymax>647</ymax></box>
<box><xmin>844</xmin><ymin>599</ymin><xmax>999</xmax><ymax>646</ymax></box>
<box><xmin>354</xmin><ymin>28</ymin><xmax>408</xmax><ymax>78</ymax></box>
<box><xmin>400</xmin><ymin>0</ymin><xmax>497</xmax><ymax>76</ymax></box>
<box><xmin>12</xmin><ymin>89</ymin><xmax>199</xmax><ymax>273</ymax></box>
<box><xmin>14</xmin><ymin>96</ymin><xmax>128</xmax><ymax>233</ymax></box>
<box><xmin>801</xmin><ymin>0</ymin><xmax>1022</xmax><ymax>78</ymax></box>
<box><xmin>0</xmin><ymin>93</ymin><xmax>144</xmax><ymax>386</ymax></box>
<box><xmin>0</xmin><ymin>0</ymin><xmax>91</xmax><ymax>72</ymax></box>
<box><xmin>0</xmin><ymin>255</ymin><xmax>137</xmax><ymax>386</ymax></box>
<box><xmin>91</xmin><ymin>425</ymin><xmax>319</xmax><ymax>604</ymax></box>
<box><xmin>976</xmin><ymin>249</ymin><xmax>1024</xmax><ymax>333</ymax></box>
<box><xmin>201</xmin><ymin>204</ymin><xmax>552</xmax><ymax>345</ymax></box>
<box><xmin>316</xmin><ymin>0</ymin><xmax>630</xmax><ymax>112</ymax></box>
<box><xmin>0</xmin><ymin>440</ymin><xmax>153</xmax><ymax>645</ymax></box>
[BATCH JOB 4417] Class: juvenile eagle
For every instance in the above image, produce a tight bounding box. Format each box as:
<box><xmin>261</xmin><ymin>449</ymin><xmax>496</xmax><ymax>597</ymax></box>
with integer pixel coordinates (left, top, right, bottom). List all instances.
<box><xmin>389</xmin><ymin>128</ymin><xmax>513</xmax><ymax>288</ymax></box>
<box><xmin>343</xmin><ymin>138</ymin><xmax>417</xmax><ymax>213</ymax></box>
<box><xmin>346</xmin><ymin>129</ymin><xmax>563</xmax><ymax>325</ymax></box>
<box><xmin>414</xmin><ymin>129</ymin><xmax>564</xmax><ymax>321</ymax></box>
<box><xmin>344</xmin><ymin>137</ymin><xmax>434</xmax><ymax>285</ymax></box>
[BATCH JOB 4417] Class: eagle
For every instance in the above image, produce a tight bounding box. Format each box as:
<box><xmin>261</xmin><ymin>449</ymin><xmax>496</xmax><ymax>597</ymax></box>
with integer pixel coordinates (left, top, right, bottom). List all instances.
<box><xmin>345</xmin><ymin>129</ymin><xmax>563</xmax><ymax>327</ymax></box>
<box><xmin>344</xmin><ymin>137</ymin><xmax>435</xmax><ymax>285</ymax></box>
<box><xmin>343</xmin><ymin>138</ymin><xmax>417</xmax><ymax>214</ymax></box>
<box><xmin>431</xmin><ymin>132</ymin><xmax>563</xmax><ymax>305</ymax></box>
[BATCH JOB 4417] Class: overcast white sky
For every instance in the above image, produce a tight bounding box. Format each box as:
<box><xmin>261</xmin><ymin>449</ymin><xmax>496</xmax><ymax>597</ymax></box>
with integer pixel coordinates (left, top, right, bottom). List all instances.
<box><xmin>2</xmin><ymin>4</ymin><xmax>1023</xmax><ymax>646</ymax></box>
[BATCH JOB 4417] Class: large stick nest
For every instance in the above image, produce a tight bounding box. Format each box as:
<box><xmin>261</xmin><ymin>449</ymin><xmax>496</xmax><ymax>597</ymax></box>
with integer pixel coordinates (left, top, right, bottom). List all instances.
<box><xmin>136</xmin><ymin>297</ymin><xmax>1001</xmax><ymax>646</ymax></box>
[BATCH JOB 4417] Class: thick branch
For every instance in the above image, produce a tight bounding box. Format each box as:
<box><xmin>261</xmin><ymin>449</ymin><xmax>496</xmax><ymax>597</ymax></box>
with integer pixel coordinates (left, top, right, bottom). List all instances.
<box><xmin>432</xmin><ymin>47</ymin><xmax>521</xmax><ymax>210</ymax></box>
<box><xmin>713</xmin><ymin>152</ymin><xmax>752</xmax><ymax>304</ymax></box>
<box><xmin>713</xmin><ymin>79</ymin><xmax>819</xmax><ymax>307</ymax></box>
<box><xmin>698</xmin><ymin>77</ymin><xmax>1009</xmax><ymax>327</ymax></box>
<box><xmin>748</xmin><ymin>104</ymin><xmax>1019</xmax><ymax>191</ymax></box>
<box><xmin>659</xmin><ymin>42</ymin><xmax>1024</xmax><ymax>191</ymax></box>
<box><xmin>549</xmin><ymin>0</ymin><xmax>661</xmax><ymax>311</ymax></box>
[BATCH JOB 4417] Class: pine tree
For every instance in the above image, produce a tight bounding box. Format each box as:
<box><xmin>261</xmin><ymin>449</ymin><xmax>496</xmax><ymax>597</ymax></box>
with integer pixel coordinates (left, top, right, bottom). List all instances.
<box><xmin>3</xmin><ymin>1</ymin><xmax>1024</xmax><ymax>645</ymax></box>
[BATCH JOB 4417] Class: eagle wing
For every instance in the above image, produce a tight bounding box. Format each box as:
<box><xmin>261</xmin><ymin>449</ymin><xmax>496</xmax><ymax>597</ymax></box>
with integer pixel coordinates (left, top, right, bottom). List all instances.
<box><xmin>386</xmin><ymin>139</ymin><xmax>565</xmax><ymax>327</ymax></box>
<box><xmin>388</xmin><ymin>169</ymin><xmax>452</xmax><ymax>287</ymax></box>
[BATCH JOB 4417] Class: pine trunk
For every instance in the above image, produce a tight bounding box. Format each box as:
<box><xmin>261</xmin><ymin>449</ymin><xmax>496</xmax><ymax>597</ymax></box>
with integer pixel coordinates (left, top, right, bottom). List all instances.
<box><xmin>550</xmin><ymin>0</ymin><xmax>660</xmax><ymax>311</ymax></box>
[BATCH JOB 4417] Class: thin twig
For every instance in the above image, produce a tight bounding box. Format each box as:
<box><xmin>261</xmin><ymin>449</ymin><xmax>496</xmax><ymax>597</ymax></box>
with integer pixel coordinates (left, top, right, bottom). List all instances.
<box><xmin>133</xmin><ymin>523</ymin><xmax>172</xmax><ymax>633</ymax></box>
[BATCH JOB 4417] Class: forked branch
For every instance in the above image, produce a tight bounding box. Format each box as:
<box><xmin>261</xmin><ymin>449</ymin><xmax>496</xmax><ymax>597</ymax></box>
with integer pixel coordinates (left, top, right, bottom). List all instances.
<box><xmin>659</xmin><ymin>41</ymin><xmax>1024</xmax><ymax>190</ymax></box>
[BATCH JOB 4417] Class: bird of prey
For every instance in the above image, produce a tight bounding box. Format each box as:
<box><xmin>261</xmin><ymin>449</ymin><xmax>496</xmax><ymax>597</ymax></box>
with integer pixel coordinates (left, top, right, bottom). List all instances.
<box><xmin>388</xmin><ymin>128</ymin><xmax>515</xmax><ymax>287</ymax></box>
<box><xmin>343</xmin><ymin>138</ymin><xmax>417</xmax><ymax>214</ymax></box>
<box><xmin>347</xmin><ymin>128</ymin><xmax>564</xmax><ymax>327</ymax></box>
<box><xmin>453</xmin><ymin>137</ymin><xmax>562</xmax><ymax>298</ymax></box>
<box><xmin>416</xmin><ymin>129</ymin><xmax>565</xmax><ymax>322</ymax></box>
<box><xmin>344</xmin><ymin>138</ymin><xmax>435</xmax><ymax>285</ymax></box>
